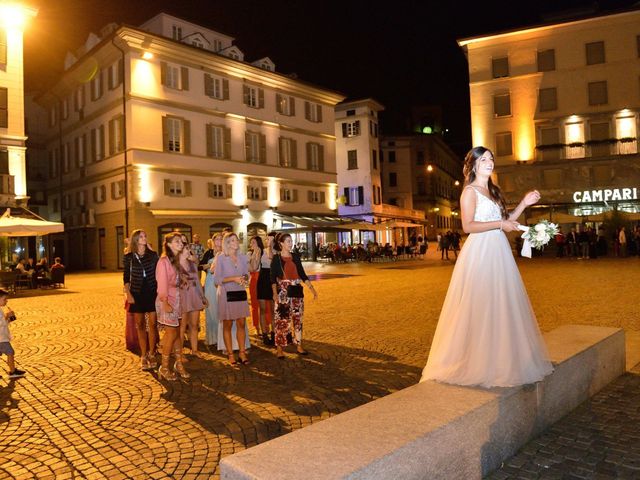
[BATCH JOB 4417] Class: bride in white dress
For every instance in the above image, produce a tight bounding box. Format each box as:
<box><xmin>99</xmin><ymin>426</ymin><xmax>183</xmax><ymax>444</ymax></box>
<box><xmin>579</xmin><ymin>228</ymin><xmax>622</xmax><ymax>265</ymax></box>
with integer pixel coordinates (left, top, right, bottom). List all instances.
<box><xmin>421</xmin><ymin>147</ymin><xmax>553</xmax><ymax>388</ymax></box>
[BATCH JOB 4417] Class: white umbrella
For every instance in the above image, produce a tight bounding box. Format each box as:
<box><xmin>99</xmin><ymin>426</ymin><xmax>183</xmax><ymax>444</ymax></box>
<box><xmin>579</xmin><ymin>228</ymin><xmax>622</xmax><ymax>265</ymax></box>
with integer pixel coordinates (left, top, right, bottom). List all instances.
<box><xmin>0</xmin><ymin>209</ymin><xmax>64</xmax><ymax>236</ymax></box>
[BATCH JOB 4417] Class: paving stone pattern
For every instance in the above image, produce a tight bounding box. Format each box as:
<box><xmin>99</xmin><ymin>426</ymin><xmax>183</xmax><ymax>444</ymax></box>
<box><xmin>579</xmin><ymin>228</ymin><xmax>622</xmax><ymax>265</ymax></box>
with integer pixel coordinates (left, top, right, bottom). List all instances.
<box><xmin>0</xmin><ymin>253</ymin><xmax>638</xmax><ymax>479</ymax></box>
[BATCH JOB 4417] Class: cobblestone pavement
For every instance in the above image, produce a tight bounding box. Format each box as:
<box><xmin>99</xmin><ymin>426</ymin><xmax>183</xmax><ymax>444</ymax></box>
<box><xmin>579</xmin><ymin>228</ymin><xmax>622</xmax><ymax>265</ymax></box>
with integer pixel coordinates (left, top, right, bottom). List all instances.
<box><xmin>487</xmin><ymin>369</ymin><xmax>640</xmax><ymax>480</ymax></box>
<box><xmin>0</xmin><ymin>252</ymin><xmax>638</xmax><ymax>479</ymax></box>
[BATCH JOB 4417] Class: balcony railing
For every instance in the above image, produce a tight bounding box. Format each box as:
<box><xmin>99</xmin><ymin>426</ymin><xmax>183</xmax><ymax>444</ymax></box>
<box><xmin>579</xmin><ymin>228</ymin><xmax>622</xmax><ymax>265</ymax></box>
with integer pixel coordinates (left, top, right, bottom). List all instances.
<box><xmin>535</xmin><ymin>138</ymin><xmax>638</xmax><ymax>162</ymax></box>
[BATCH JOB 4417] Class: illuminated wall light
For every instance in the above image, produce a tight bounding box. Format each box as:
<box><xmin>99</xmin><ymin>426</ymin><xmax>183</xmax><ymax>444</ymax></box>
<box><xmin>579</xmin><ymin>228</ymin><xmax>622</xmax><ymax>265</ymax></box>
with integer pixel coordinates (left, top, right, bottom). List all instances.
<box><xmin>267</xmin><ymin>179</ymin><xmax>280</xmax><ymax>208</ymax></box>
<box><xmin>616</xmin><ymin>115</ymin><xmax>636</xmax><ymax>138</ymax></box>
<box><xmin>566</xmin><ymin>122</ymin><xmax>584</xmax><ymax>143</ymax></box>
<box><xmin>426</xmin><ymin>165</ymin><xmax>434</xmax><ymax>172</ymax></box>
<box><xmin>131</xmin><ymin>58</ymin><xmax>160</xmax><ymax>97</ymax></box>
<box><xmin>232</xmin><ymin>175</ymin><xmax>247</xmax><ymax>206</ymax></box>
<box><xmin>142</xmin><ymin>51</ymin><xmax>154</xmax><ymax>60</ymax></box>
<box><xmin>517</xmin><ymin>121</ymin><xmax>535</xmax><ymax>161</ymax></box>
<box><xmin>328</xmin><ymin>184</ymin><xmax>337</xmax><ymax>210</ymax></box>
<box><xmin>138</xmin><ymin>165</ymin><xmax>153</xmax><ymax>203</ymax></box>
<box><xmin>0</xmin><ymin>4</ymin><xmax>36</xmax><ymax>30</ymax></box>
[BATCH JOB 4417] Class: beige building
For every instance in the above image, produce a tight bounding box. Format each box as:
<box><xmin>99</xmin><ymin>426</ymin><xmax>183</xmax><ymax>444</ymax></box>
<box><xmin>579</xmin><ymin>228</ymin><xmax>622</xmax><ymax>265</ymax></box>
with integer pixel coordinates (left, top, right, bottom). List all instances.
<box><xmin>380</xmin><ymin>134</ymin><xmax>463</xmax><ymax>240</ymax></box>
<box><xmin>335</xmin><ymin>99</ymin><xmax>426</xmax><ymax>247</ymax></box>
<box><xmin>32</xmin><ymin>13</ymin><xmax>344</xmax><ymax>270</ymax></box>
<box><xmin>458</xmin><ymin>8</ymin><xmax>640</xmax><ymax>221</ymax></box>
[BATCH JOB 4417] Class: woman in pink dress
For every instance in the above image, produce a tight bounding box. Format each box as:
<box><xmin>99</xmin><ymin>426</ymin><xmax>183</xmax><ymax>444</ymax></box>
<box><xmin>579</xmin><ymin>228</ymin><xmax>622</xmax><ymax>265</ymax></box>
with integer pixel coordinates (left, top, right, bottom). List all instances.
<box><xmin>155</xmin><ymin>232</ymin><xmax>185</xmax><ymax>381</ymax></box>
<box><xmin>178</xmin><ymin>235</ymin><xmax>207</xmax><ymax>367</ymax></box>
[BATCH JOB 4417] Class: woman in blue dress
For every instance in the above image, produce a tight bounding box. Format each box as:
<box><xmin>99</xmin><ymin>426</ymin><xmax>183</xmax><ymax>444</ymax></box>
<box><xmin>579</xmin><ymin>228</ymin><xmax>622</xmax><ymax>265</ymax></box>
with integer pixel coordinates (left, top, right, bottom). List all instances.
<box><xmin>204</xmin><ymin>233</ymin><xmax>222</xmax><ymax>348</ymax></box>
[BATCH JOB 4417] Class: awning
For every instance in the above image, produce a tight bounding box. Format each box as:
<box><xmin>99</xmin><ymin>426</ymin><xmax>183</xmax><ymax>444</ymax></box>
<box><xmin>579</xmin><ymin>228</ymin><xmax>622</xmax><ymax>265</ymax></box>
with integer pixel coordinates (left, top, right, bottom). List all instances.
<box><xmin>0</xmin><ymin>208</ymin><xmax>65</xmax><ymax>236</ymax></box>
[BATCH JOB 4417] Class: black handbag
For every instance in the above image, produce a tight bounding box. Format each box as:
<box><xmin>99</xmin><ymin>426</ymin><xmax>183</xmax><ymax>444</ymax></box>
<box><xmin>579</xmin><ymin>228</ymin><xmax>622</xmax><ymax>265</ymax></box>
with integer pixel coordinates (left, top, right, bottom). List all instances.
<box><xmin>286</xmin><ymin>284</ymin><xmax>304</xmax><ymax>298</ymax></box>
<box><xmin>226</xmin><ymin>290</ymin><xmax>247</xmax><ymax>302</ymax></box>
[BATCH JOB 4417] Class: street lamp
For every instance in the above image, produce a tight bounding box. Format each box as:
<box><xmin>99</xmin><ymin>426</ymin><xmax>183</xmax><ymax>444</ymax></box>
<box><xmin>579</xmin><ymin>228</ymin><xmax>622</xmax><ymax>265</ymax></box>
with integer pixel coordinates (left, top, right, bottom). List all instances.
<box><xmin>426</xmin><ymin>164</ymin><xmax>434</xmax><ymax>172</ymax></box>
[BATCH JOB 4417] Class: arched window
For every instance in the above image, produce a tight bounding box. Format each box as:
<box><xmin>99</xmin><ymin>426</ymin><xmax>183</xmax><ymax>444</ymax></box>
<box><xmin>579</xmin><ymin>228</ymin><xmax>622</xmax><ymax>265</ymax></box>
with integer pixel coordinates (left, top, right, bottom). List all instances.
<box><xmin>209</xmin><ymin>223</ymin><xmax>233</xmax><ymax>237</ymax></box>
<box><xmin>158</xmin><ymin>222</ymin><xmax>192</xmax><ymax>248</ymax></box>
<box><xmin>246</xmin><ymin>222</ymin><xmax>267</xmax><ymax>239</ymax></box>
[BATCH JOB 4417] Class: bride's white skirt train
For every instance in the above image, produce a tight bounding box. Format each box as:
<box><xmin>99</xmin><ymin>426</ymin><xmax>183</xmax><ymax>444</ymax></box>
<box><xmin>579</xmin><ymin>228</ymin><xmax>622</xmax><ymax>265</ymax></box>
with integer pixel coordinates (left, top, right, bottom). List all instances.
<box><xmin>421</xmin><ymin>229</ymin><xmax>553</xmax><ymax>388</ymax></box>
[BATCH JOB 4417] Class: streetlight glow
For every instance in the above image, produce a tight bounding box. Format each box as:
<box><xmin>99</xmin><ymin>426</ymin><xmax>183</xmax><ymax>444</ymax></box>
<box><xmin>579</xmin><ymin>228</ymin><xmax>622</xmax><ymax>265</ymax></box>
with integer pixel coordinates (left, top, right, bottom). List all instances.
<box><xmin>426</xmin><ymin>165</ymin><xmax>434</xmax><ymax>172</ymax></box>
<box><xmin>0</xmin><ymin>3</ymin><xmax>36</xmax><ymax>30</ymax></box>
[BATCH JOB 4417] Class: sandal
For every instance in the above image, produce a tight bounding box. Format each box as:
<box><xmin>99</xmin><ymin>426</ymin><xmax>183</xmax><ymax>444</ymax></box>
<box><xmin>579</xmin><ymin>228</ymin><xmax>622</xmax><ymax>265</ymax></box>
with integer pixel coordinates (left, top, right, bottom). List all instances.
<box><xmin>228</xmin><ymin>354</ymin><xmax>238</xmax><ymax>366</ymax></box>
<box><xmin>239</xmin><ymin>352</ymin><xmax>250</xmax><ymax>365</ymax></box>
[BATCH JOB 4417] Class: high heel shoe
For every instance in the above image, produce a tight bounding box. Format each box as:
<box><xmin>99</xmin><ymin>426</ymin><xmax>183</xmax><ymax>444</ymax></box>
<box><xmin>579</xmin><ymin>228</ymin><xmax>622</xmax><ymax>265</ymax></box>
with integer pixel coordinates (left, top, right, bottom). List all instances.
<box><xmin>228</xmin><ymin>354</ymin><xmax>238</xmax><ymax>366</ymax></box>
<box><xmin>147</xmin><ymin>352</ymin><xmax>158</xmax><ymax>369</ymax></box>
<box><xmin>174</xmin><ymin>354</ymin><xmax>191</xmax><ymax>379</ymax></box>
<box><xmin>239</xmin><ymin>351</ymin><xmax>250</xmax><ymax>365</ymax></box>
<box><xmin>158</xmin><ymin>354</ymin><xmax>176</xmax><ymax>381</ymax></box>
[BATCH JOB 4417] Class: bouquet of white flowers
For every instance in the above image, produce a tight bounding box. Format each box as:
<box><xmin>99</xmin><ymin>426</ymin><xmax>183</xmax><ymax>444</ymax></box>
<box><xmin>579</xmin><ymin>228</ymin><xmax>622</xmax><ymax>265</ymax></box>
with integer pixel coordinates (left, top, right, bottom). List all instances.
<box><xmin>517</xmin><ymin>220</ymin><xmax>559</xmax><ymax>258</ymax></box>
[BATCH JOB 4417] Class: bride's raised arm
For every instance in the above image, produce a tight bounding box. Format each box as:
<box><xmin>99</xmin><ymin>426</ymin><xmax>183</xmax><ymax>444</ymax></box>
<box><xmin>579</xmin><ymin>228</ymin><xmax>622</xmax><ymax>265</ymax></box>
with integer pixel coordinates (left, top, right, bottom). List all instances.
<box><xmin>508</xmin><ymin>190</ymin><xmax>541</xmax><ymax>222</ymax></box>
<box><xmin>460</xmin><ymin>187</ymin><xmax>519</xmax><ymax>233</ymax></box>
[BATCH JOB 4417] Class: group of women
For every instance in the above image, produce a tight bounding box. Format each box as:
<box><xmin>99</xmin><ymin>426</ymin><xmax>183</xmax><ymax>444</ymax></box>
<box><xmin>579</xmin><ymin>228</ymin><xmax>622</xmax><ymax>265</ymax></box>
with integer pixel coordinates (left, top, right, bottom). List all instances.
<box><xmin>123</xmin><ymin>229</ymin><xmax>317</xmax><ymax>381</ymax></box>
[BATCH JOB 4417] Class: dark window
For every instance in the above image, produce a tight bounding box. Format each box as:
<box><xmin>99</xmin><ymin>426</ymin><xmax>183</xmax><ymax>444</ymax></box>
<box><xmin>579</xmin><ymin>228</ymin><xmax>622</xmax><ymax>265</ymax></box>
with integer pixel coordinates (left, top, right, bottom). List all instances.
<box><xmin>588</xmin><ymin>81</ymin><xmax>608</xmax><ymax>105</ymax></box>
<box><xmin>537</xmin><ymin>49</ymin><xmax>556</xmax><ymax>72</ymax></box>
<box><xmin>539</xmin><ymin>88</ymin><xmax>557</xmax><ymax>112</ymax></box>
<box><xmin>416</xmin><ymin>151</ymin><xmax>425</xmax><ymax>165</ymax></box>
<box><xmin>492</xmin><ymin>57</ymin><xmax>509</xmax><ymax>78</ymax></box>
<box><xmin>388</xmin><ymin>151</ymin><xmax>396</xmax><ymax>163</ymax></box>
<box><xmin>586</xmin><ymin>41</ymin><xmax>605</xmax><ymax>65</ymax></box>
<box><xmin>493</xmin><ymin>93</ymin><xmax>511</xmax><ymax>117</ymax></box>
<box><xmin>495</xmin><ymin>132</ymin><xmax>513</xmax><ymax>157</ymax></box>
<box><xmin>346</xmin><ymin>109</ymin><xmax>356</xmax><ymax>116</ymax></box>
<box><xmin>347</xmin><ymin>150</ymin><xmax>358</xmax><ymax>170</ymax></box>
<box><xmin>389</xmin><ymin>172</ymin><xmax>397</xmax><ymax>187</ymax></box>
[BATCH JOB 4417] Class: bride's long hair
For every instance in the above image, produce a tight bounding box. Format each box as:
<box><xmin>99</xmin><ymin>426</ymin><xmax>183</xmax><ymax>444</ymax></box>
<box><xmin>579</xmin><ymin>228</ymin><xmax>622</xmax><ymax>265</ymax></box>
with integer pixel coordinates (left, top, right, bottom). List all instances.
<box><xmin>463</xmin><ymin>146</ymin><xmax>508</xmax><ymax>219</ymax></box>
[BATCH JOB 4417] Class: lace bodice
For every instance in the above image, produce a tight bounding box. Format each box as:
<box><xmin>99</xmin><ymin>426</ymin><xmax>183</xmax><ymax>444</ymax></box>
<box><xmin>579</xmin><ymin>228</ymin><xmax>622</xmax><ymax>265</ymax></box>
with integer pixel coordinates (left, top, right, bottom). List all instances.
<box><xmin>469</xmin><ymin>187</ymin><xmax>503</xmax><ymax>222</ymax></box>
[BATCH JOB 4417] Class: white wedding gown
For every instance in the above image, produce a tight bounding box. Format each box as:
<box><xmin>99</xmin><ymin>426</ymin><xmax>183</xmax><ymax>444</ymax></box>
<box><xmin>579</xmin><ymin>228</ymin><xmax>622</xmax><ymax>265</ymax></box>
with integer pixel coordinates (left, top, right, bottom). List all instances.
<box><xmin>421</xmin><ymin>187</ymin><xmax>553</xmax><ymax>388</ymax></box>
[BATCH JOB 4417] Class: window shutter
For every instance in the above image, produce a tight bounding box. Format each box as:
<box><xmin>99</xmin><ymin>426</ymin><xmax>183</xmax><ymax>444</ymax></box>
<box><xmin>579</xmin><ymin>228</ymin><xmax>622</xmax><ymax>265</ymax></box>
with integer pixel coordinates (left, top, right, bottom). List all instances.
<box><xmin>258</xmin><ymin>88</ymin><xmax>264</xmax><ymax>109</ymax></box>
<box><xmin>280</xmin><ymin>188</ymin><xmax>285</xmax><ymax>201</ymax></box>
<box><xmin>222</xmin><ymin>79</ymin><xmax>229</xmax><ymax>100</ymax></box>
<box><xmin>180</xmin><ymin>67</ymin><xmax>189</xmax><ymax>91</ymax></box>
<box><xmin>318</xmin><ymin>145</ymin><xmax>325</xmax><ymax>171</ymax></box>
<box><xmin>243</xmin><ymin>85</ymin><xmax>250</xmax><ymax>105</ymax></box>
<box><xmin>160</xmin><ymin>62</ymin><xmax>168</xmax><ymax>86</ymax></box>
<box><xmin>261</xmin><ymin>187</ymin><xmax>268</xmax><ymax>200</ymax></box>
<box><xmin>223</xmin><ymin>127</ymin><xmax>231</xmax><ymax>159</ymax></box>
<box><xmin>92</xmin><ymin>186</ymin><xmax>98</xmax><ymax>203</ymax></box>
<box><xmin>0</xmin><ymin>88</ymin><xmax>6</xmax><ymax>128</ymax></box>
<box><xmin>276</xmin><ymin>93</ymin><xmax>283</xmax><ymax>114</ymax></box>
<box><xmin>185</xmin><ymin>181</ymin><xmax>192</xmax><ymax>196</ymax></box>
<box><xmin>320</xmin><ymin>192</ymin><xmax>326</xmax><ymax>204</ymax></box>
<box><xmin>164</xmin><ymin>179</ymin><xmax>171</xmax><ymax>195</ymax></box>
<box><xmin>289</xmin><ymin>96</ymin><xmax>296</xmax><ymax>116</ymax></box>
<box><xmin>226</xmin><ymin>184</ymin><xmax>233</xmax><ymax>198</ymax></box>
<box><xmin>342</xmin><ymin>123</ymin><xmax>347</xmax><ymax>137</ymax></box>
<box><xmin>308</xmin><ymin>190</ymin><xmax>313</xmax><ymax>203</ymax></box>
<box><xmin>293</xmin><ymin>189</ymin><xmax>298</xmax><ymax>202</ymax></box>
<box><xmin>206</xmin><ymin>124</ymin><xmax>213</xmax><ymax>156</ymax></box>
<box><xmin>358</xmin><ymin>186</ymin><xmax>364</xmax><ymax>206</ymax></box>
<box><xmin>118</xmin><ymin>117</ymin><xmax>124</xmax><ymax>152</ymax></box>
<box><xmin>90</xmin><ymin>128</ymin><xmax>97</xmax><ymax>162</ymax></box>
<box><xmin>316</xmin><ymin>104</ymin><xmax>322</xmax><ymax>122</ymax></box>
<box><xmin>246</xmin><ymin>185</ymin><xmax>251</xmax><ymax>199</ymax></box>
<box><xmin>162</xmin><ymin>117</ymin><xmax>169</xmax><ymax>152</ymax></box>
<box><xmin>101</xmin><ymin>185</ymin><xmax>106</xmax><ymax>201</ymax></box>
<box><xmin>204</xmin><ymin>74</ymin><xmax>212</xmax><ymax>96</ymax></box>
<box><xmin>343</xmin><ymin>187</ymin><xmax>349</xmax><ymax>205</ymax></box>
<box><xmin>183</xmin><ymin>119</ymin><xmax>191</xmax><ymax>154</ymax></box>
<box><xmin>99</xmin><ymin>125</ymin><xmax>105</xmax><ymax>159</ymax></box>
<box><xmin>278</xmin><ymin>137</ymin><xmax>284</xmax><ymax>166</ymax></box>
<box><xmin>111</xmin><ymin>182</ymin><xmax>117</xmax><ymax>199</ymax></box>
<box><xmin>244</xmin><ymin>131</ymin><xmax>251</xmax><ymax>161</ymax></box>
<box><xmin>259</xmin><ymin>133</ymin><xmax>267</xmax><ymax>163</ymax></box>
<box><xmin>109</xmin><ymin>120</ymin><xmax>115</xmax><ymax>155</ymax></box>
<box><xmin>98</xmin><ymin>69</ymin><xmax>104</xmax><ymax>98</ymax></box>
<box><xmin>291</xmin><ymin>139</ymin><xmax>298</xmax><ymax>168</ymax></box>
<box><xmin>306</xmin><ymin>143</ymin><xmax>312</xmax><ymax>169</ymax></box>
<box><xmin>208</xmin><ymin>183</ymin><xmax>214</xmax><ymax>198</ymax></box>
<box><xmin>304</xmin><ymin>101</ymin><xmax>310</xmax><ymax>120</ymax></box>
<box><xmin>117</xmin><ymin>59</ymin><xmax>124</xmax><ymax>87</ymax></box>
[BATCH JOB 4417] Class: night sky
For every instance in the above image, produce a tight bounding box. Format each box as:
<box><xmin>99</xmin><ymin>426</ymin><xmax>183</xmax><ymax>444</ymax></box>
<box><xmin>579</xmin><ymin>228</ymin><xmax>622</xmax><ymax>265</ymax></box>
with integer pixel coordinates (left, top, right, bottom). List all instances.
<box><xmin>23</xmin><ymin>0</ymin><xmax>638</xmax><ymax>155</ymax></box>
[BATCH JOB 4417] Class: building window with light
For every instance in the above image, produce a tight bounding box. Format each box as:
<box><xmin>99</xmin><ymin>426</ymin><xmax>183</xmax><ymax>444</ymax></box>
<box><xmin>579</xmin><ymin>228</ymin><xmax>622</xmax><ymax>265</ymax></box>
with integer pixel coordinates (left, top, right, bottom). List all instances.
<box><xmin>588</xmin><ymin>81</ymin><xmax>608</xmax><ymax>106</ymax></box>
<box><xmin>162</xmin><ymin>116</ymin><xmax>189</xmax><ymax>153</ymax></box>
<box><xmin>206</xmin><ymin>124</ymin><xmax>229</xmax><ymax>159</ymax></box>
<box><xmin>347</xmin><ymin>186</ymin><xmax>363</xmax><ymax>206</ymax></box>
<box><xmin>495</xmin><ymin>132</ymin><xmax>513</xmax><ymax>156</ymax></box>
<box><xmin>493</xmin><ymin>92</ymin><xmax>511</xmax><ymax>117</ymax></box>
<box><xmin>537</xmin><ymin>49</ymin><xmax>556</xmax><ymax>72</ymax></box>
<box><xmin>341</xmin><ymin>120</ymin><xmax>360</xmax><ymax>137</ymax></box>
<box><xmin>161</xmin><ymin>62</ymin><xmax>189</xmax><ymax>91</ymax></box>
<box><xmin>243</xmin><ymin>84</ymin><xmax>264</xmax><ymax>109</ymax></box>
<box><xmin>279</xmin><ymin>137</ymin><xmax>297</xmax><ymax>167</ymax></box>
<box><xmin>245</xmin><ymin>131</ymin><xmax>265</xmax><ymax>163</ymax></box>
<box><xmin>276</xmin><ymin>94</ymin><xmax>295</xmax><ymax>116</ymax></box>
<box><xmin>109</xmin><ymin>116</ymin><xmax>125</xmax><ymax>155</ymax></box>
<box><xmin>93</xmin><ymin>185</ymin><xmax>106</xmax><ymax>203</ymax></box>
<box><xmin>538</xmin><ymin>87</ymin><xmax>557</xmax><ymax>112</ymax></box>
<box><xmin>304</xmin><ymin>101</ymin><xmax>322</xmax><ymax>122</ymax></box>
<box><xmin>307</xmin><ymin>142</ymin><xmax>324</xmax><ymax>171</ymax></box>
<box><xmin>204</xmin><ymin>73</ymin><xmax>229</xmax><ymax>100</ymax></box>
<box><xmin>491</xmin><ymin>57</ymin><xmax>509</xmax><ymax>78</ymax></box>
<box><xmin>586</xmin><ymin>41</ymin><xmax>605</xmax><ymax>65</ymax></box>
<box><xmin>0</xmin><ymin>87</ymin><xmax>7</xmax><ymax>128</ymax></box>
<box><xmin>164</xmin><ymin>179</ymin><xmax>191</xmax><ymax>197</ymax></box>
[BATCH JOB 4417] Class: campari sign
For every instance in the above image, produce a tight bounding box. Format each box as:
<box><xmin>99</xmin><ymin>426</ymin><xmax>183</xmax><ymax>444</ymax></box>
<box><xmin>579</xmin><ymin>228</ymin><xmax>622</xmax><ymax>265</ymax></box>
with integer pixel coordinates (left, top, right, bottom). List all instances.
<box><xmin>573</xmin><ymin>187</ymin><xmax>638</xmax><ymax>203</ymax></box>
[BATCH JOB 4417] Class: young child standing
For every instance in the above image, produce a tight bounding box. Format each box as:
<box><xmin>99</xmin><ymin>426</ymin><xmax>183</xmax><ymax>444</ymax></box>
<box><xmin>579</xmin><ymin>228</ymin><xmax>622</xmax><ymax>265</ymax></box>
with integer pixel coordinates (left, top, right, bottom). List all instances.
<box><xmin>0</xmin><ymin>289</ymin><xmax>26</xmax><ymax>379</ymax></box>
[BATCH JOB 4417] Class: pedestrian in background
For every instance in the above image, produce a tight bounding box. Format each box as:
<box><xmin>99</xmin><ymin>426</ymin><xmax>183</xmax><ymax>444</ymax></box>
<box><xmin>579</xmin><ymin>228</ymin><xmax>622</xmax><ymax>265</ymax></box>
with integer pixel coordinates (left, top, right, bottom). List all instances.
<box><xmin>214</xmin><ymin>232</ymin><xmax>251</xmax><ymax>366</ymax></box>
<box><xmin>123</xmin><ymin>229</ymin><xmax>159</xmax><ymax>371</ymax></box>
<box><xmin>0</xmin><ymin>289</ymin><xmax>25</xmax><ymax>379</ymax></box>
<box><xmin>555</xmin><ymin>226</ymin><xmax>565</xmax><ymax>258</ymax></box>
<box><xmin>271</xmin><ymin>233</ymin><xmax>317</xmax><ymax>359</ymax></box>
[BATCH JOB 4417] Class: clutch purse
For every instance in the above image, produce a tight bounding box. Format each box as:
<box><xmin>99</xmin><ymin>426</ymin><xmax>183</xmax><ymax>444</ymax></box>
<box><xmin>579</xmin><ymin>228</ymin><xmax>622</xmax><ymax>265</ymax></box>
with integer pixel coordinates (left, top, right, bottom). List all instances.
<box><xmin>286</xmin><ymin>284</ymin><xmax>304</xmax><ymax>298</ymax></box>
<box><xmin>226</xmin><ymin>290</ymin><xmax>248</xmax><ymax>302</ymax></box>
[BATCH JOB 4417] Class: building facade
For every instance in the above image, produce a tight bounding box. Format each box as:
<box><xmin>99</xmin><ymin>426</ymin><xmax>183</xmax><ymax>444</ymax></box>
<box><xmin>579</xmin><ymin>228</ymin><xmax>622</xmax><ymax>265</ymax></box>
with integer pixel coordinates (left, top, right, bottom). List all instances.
<box><xmin>335</xmin><ymin>99</ymin><xmax>426</xmax><ymax>246</ymax></box>
<box><xmin>32</xmin><ymin>13</ymin><xmax>344</xmax><ymax>270</ymax></box>
<box><xmin>458</xmin><ymin>8</ymin><xmax>640</xmax><ymax>222</ymax></box>
<box><xmin>380</xmin><ymin>134</ymin><xmax>463</xmax><ymax>240</ymax></box>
